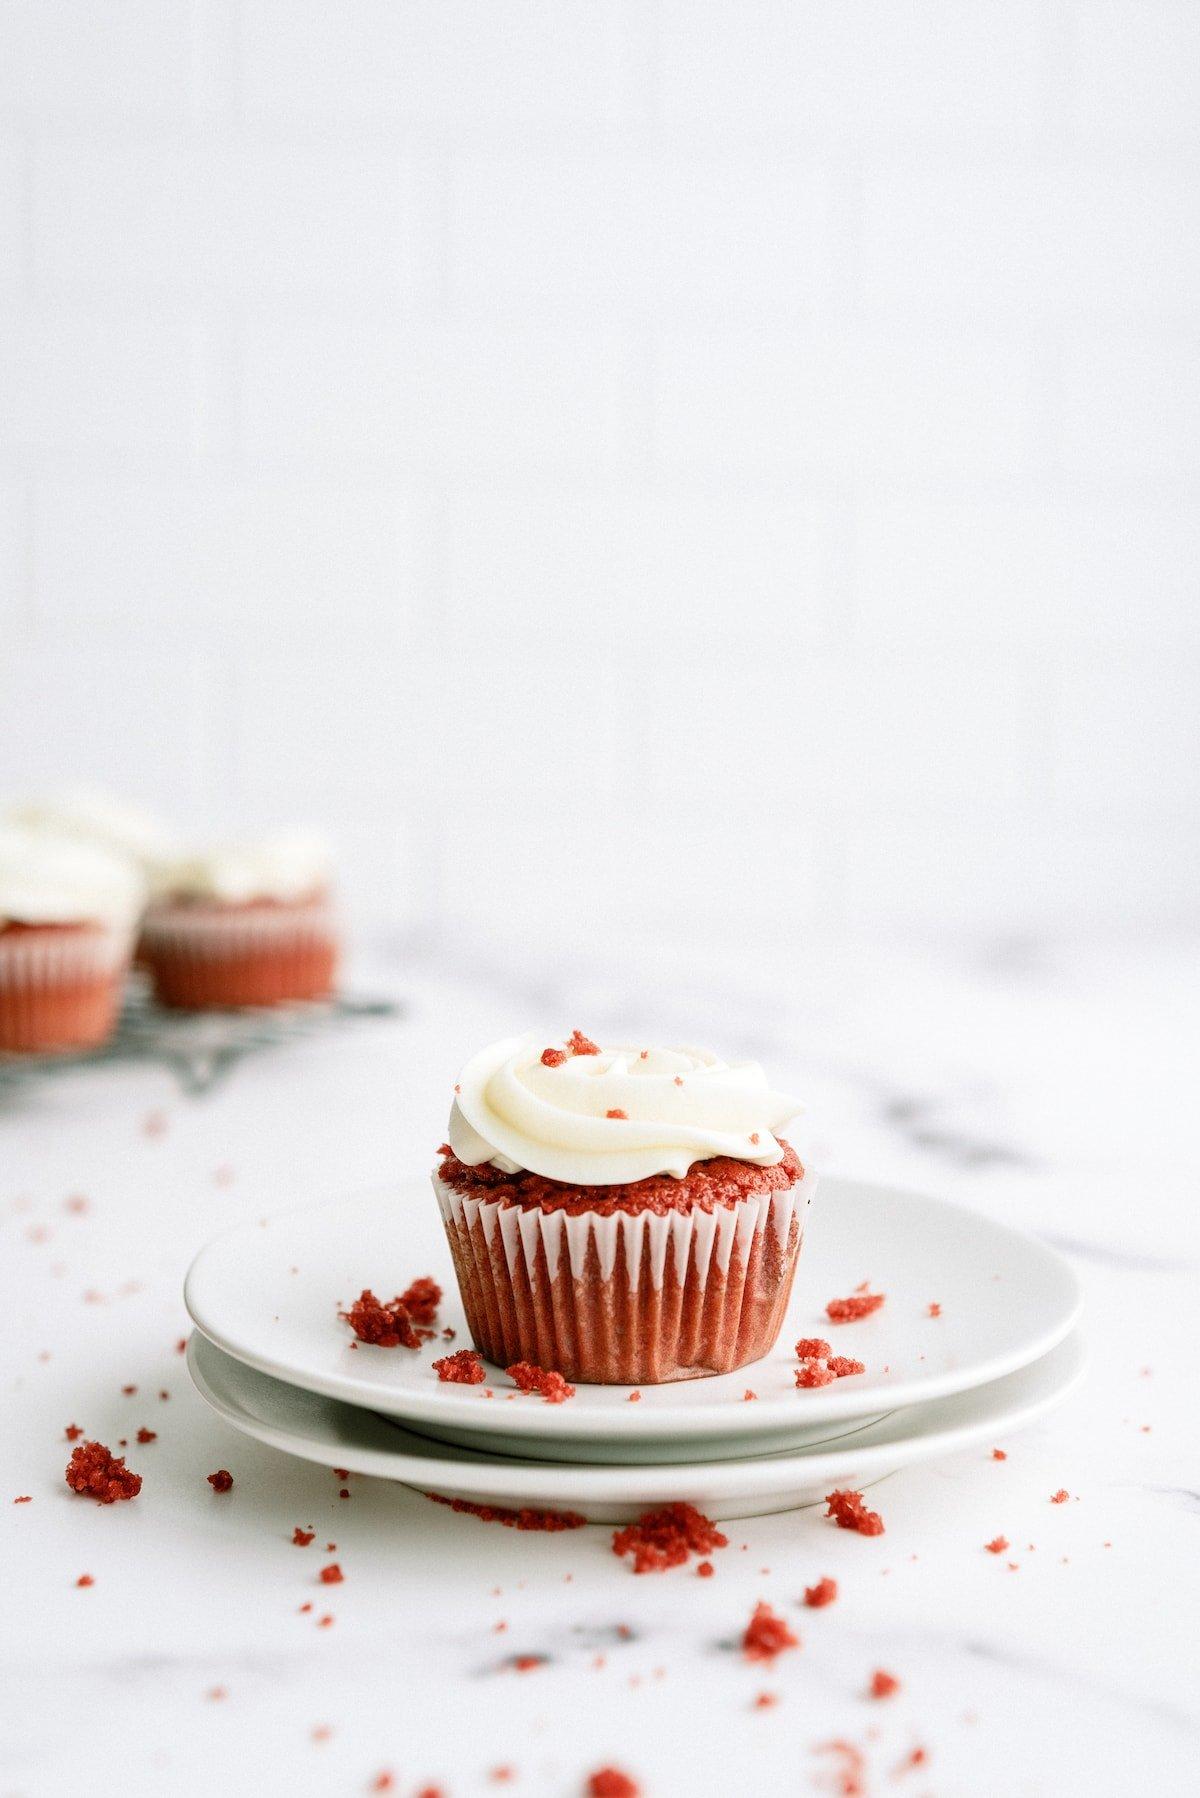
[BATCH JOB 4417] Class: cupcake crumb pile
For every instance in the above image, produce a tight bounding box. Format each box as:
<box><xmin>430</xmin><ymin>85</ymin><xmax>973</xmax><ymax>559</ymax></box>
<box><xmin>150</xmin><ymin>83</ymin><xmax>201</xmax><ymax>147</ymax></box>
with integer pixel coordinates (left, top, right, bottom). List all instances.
<box><xmin>611</xmin><ymin>1503</ymin><xmax>728</xmax><ymax>1574</ymax></box>
<box><xmin>433</xmin><ymin>1349</ymin><xmax>486</xmax><ymax>1385</ymax></box>
<box><xmin>825</xmin><ymin>1489</ymin><xmax>885</xmax><ymax>1537</ymax></box>
<box><xmin>65</xmin><ymin>1441</ymin><xmax>141</xmax><ymax>1503</ymax></box>
<box><xmin>506</xmin><ymin>1361</ymin><xmax>576</xmax><ymax>1403</ymax></box>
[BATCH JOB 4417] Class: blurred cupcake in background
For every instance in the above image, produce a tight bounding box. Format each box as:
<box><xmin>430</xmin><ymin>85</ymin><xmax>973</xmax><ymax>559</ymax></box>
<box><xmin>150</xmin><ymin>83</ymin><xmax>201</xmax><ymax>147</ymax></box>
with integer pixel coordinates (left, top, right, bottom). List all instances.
<box><xmin>8</xmin><ymin>787</ymin><xmax>178</xmax><ymax>888</ymax></box>
<box><xmin>139</xmin><ymin>832</ymin><xmax>338</xmax><ymax>1009</ymax></box>
<box><xmin>0</xmin><ymin>825</ymin><xmax>145</xmax><ymax>1053</ymax></box>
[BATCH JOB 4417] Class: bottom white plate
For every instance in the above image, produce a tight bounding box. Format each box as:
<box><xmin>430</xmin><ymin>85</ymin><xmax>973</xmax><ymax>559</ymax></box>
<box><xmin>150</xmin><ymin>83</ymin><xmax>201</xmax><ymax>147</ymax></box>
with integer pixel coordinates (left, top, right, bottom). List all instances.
<box><xmin>187</xmin><ymin>1327</ymin><xmax>1085</xmax><ymax>1523</ymax></box>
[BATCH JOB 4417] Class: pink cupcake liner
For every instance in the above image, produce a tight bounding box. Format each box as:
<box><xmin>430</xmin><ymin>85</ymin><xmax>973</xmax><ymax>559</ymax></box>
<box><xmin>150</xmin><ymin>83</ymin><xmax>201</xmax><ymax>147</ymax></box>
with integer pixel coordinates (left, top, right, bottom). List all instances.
<box><xmin>138</xmin><ymin>895</ymin><xmax>338</xmax><ymax>1009</ymax></box>
<box><xmin>0</xmin><ymin>923</ymin><xmax>132</xmax><ymax>1054</ymax></box>
<box><xmin>434</xmin><ymin>1168</ymin><xmax>814</xmax><ymax>1385</ymax></box>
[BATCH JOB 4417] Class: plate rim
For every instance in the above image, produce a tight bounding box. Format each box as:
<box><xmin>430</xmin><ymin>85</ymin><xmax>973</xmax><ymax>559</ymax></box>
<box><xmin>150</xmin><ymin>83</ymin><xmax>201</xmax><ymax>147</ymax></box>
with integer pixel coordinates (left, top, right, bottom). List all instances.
<box><xmin>186</xmin><ymin>1327</ymin><xmax>1088</xmax><ymax>1501</ymax></box>
<box><xmin>183</xmin><ymin>1174</ymin><xmax>1083</xmax><ymax>1442</ymax></box>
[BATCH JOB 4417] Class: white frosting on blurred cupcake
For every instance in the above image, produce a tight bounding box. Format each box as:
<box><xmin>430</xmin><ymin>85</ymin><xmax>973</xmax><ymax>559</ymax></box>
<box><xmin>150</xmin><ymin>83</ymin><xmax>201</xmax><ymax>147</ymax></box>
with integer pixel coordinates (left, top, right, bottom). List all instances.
<box><xmin>9</xmin><ymin>788</ymin><xmax>178</xmax><ymax>876</ymax></box>
<box><xmin>0</xmin><ymin>825</ymin><xmax>147</xmax><ymax>931</ymax></box>
<box><xmin>154</xmin><ymin>831</ymin><xmax>333</xmax><ymax>905</ymax></box>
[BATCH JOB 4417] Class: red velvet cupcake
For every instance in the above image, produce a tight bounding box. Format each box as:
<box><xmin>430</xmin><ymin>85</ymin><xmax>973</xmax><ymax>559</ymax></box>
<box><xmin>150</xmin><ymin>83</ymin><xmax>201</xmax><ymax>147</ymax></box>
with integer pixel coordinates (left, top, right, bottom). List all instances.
<box><xmin>0</xmin><ymin>827</ymin><xmax>144</xmax><ymax>1054</ymax></box>
<box><xmin>434</xmin><ymin>1033</ymin><xmax>813</xmax><ymax>1385</ymax></box>
<box><xmin>139</xmin><ymin>833</ymin><xmax>338</xmax><ymax>1010</ymax></box>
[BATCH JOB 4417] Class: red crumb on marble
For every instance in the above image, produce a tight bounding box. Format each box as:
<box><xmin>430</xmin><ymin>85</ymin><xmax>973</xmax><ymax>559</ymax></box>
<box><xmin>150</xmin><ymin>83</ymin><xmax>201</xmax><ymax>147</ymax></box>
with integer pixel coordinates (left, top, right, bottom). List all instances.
<box><xmin>64</xmin><ymin>1194</ymin><xmax>89</xmax><ymax>1214</ymax></box>
<box><xmin>292</xmin><ymin>1527</ymin><xmax>315</xmax><ymax>1545</ymax></box>
<box><xmin>340</xmin><ymin>1289</ymin><xmax>420</xmax><ymax>1349</ymax></box>
<box><xmin>397</xmin><ymin>1276</ymin><xmax>442</xmax><ymax>1325</ymax></box>
<box><xmin>206</xmin><ymin>1469</ymin><xmax>233</xmax><ymax>1493</ymax></box>
<box><xmin>175</xmin><ymin>1338</ymin><xmax>187</xmax><ymax>1354</ymax></box>
<box><xmin>316</xmin><ymin>1614</ymin><xmax>334</xmax><ymax>1628</ymax></box>
<box><xmin>992</xmin><ymin>1448</ymin><xmax>1007</xmax><ymax>1461</ymax></box>
<box><xmin>869</xmin><ymin>1668</ymin><xmax>900</xmax><ymax>1699</ymax></box>
<box><xmin>135</xmin><ymin>1428</ymin><xmax>156</xmax><ymax>1444</ymax></box>
<box><xmin>697</xmin><ymin>1560</ymin><xmax>714</xmax><ymax>1577</ymax></box>
<box><xmin>507</xmin><ymin>1361</ymin><xmax>576</xmax><ymax>1403</ymax></box>
<box><xmin>826</xmin><ymin>1291</ymin><xmax>885</xmax><ymax>1323</ymax></box>
<box><xmin>319</xmin><ymin>1563</ymin><xmax>343</xmax><ymax>1585</ymax></box>
<box><xmin>540</xmin><ymin>1047</ymin><xmax>567</xmax><ymax>1066</ymax></box>
<box><xmin>426</xmin><ymin>1492</ymin><xmax>585</xmax><ymax>1531</ymax></box>
<box><xmin>605</xmin><ymin>1108</ymin><xmax>628</xmax><ymax>1119</ymax></box>
<box><xmin>813</xmin><ymin>1739</ymin><xmax>867</xmax><ymax>1797</ymax></box>
<box><xmin>795</xmin><ymin>1360</ymin><xmax>837</xmax><ymax>1388</ymax></box>
<box><xmin>369</xmin><ymin>1772</ymin><xmax>395</xmax><ymax>1792</ymax></box>
<box><xmin>612</xmin><ymin>1502</ymin><xmax>728</xmax><ymax>1574</ymax></box>
<box><xmin>65</xmin><ymin>1441</ymin><xmax>141</xmax><ymax>1503</ymax></box>
<box><xmin>206</xmin><ymin>1686</ymin><xmax>227</xmax><ymax>1702</ymax></box>
<box><xmin>64</xmin><ymin>1423</ymin><xmax>84</xmax><ymax>1441</ymax></box>
<box><xmin>433</xmin><ymin>1348</ymin><xmax>486</xmax><ymax>1385</ymax></box>
<box><xmin>985</xmin><ymin>1535</ymin><xmax>1009</xmax><ymax>1554</ymax></box>
<box><xmin>796</xmin><ymin>1337</ymin><xmax>833</xmax><ymax>1359</ymax></box>
<box><xmin>75</xmin><ymin>1573</ymin><xmax>94</xmax><ymax>1587</ymax></box>
<box><xmin>586</xmin><ymin>1770</ymin><xmax>640</xmax><ymax>1798</ymax></box>
<box><xmin>753</xmin><ymin>1691</ymin><xmax>777</xmax><ymax>1708</ymax></box>
<box><xmin>1051</xmin><ymin>1489</ymin><xmax>1070</xmax><ymax>1504</ymax></box>
<box><xmin>804</xmin><ymin>1576</ymin><xmax>838</xmax><ymax>1607</ymax></box>
<box><xmin>827</xmin><ymin>1356</ymin><xmax>866</xmax><ymax>1378</ymax></box>
<box><xmin>158</xmin><ymin>1390</ymin><xmax>170</xmax><ymax>1401</ymax></box>
<box><xmin>13</xmin><ymin>1495</ymin><xmax>32</xmax><ymax>1504</ymax></box>
<box><xmin>121</xmin><ymin>1384</ymin><xmax>137</xmax><ymax>1396</ymax></box>
<box><xmin>825</xmin><ymin>1489</ymin><xmax>884</xmax><ymax>1536</ymax></box>
<box><xmin>512</xmin><ymin>1654</ymin><xmax>543</xmax><ymax>1673</ymax></box>
<box><xmin>489</xmin><ymin>1768</ymin><xmax>514</xmax><ymax>1784</ymax></box>
<box><xmin>742</xmin><ymin>1601</ymin><xmax>799</xmax><ymax>1663</ymax></box>
<box><xmin>566</xmin><ymin>1030</ymin><xmax>601</xmax><ymax>1056</ymax></box>
<box><xmin>895</xmin><ymin>1746</ymin><xmax>929</xmax><ymax>1775</ymax></box>
<box><xmin>928</xmin><ymin>1302</ymin><xmax>942</xmax><ymax>1317</ymax></box>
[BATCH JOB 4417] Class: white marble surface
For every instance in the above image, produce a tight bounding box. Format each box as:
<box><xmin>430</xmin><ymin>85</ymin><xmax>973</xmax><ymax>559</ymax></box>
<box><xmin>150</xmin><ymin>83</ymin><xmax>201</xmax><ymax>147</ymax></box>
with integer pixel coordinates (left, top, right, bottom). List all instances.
<box><xmin>4</xmin><ymin>939</ymin><xmax>1198</xmax><ymax>1798</ymax></box>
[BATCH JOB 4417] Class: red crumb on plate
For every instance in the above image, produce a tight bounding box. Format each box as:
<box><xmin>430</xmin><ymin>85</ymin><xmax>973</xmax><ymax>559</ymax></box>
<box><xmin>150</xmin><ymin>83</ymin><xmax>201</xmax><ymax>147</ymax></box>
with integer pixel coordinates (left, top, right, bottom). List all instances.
<box><xmin>566</xmin><ymin>1030</ymin><xmax>601</xmax><ymax>1056</ymax></box>
<box><xmin>586</xmin><ymin>1770</ymin><xmax>640</xmax><ymax>1798</ymax></box>
<box><xmin>433</xmin><ymin>1348</ymin><xmax>486</xmax><ymax>1385</ymax></box>
<box><xmin>397</xmin><ymin>1276</ymin><xmax>441</xmax><ymax>1326</ymax></box>
<box><xmin>826</xmin><ymin>1291</ymin><xmax>885</xmax><ymax>1323</ymax></box>
<box><xmin>65</xmin><ymin>1441</ymin><xmax>142</xmax><ymax>1503</ymax></box>
<box><xmin>795</xmin><ymin>1360</ymin><xmax>837</xmax><ymax>1388</ymax></box>
<box><xmin>540</xmin><ymin>1047</ymin><xmax>567</xmax><ymax>1066</ymax></box>
<box><xmin>136</xmin><ymin>1428</ymin><xmax>156</xmax><ymax>1444</ymax></box>
<box><xmin>339</xmin><ymin>1289</ymin><xmax>420</xmax><ymax>1349</ymax></box>
<box><xmin>827</xmin><ymin>1356</ymin><xmax>866</xmax><ymax>1378</ymax></box>
<box><xmin>369</xmin><ymin>1773</ymin><xmax>395</xmax><ymax>1792</ymax></box>
<box><xmin>507</xmin><ymin>1361</ymin><xmax>576</xmax><ymax>1403</ymax></box>
<box><xmin>869</xmin><ymin>1668</ymin><xmax>900</xmax><ymax>1699</ymax></box>
<box><xmin>825</xmin><ymin>1489</ymin><xmax>884</xmax><ymax>1536</ymax></box>
<box><xmin>752</xmin><ymin>1691</ymin><xmax>777</xmax><ymax>1708</ymax></box>
<box><xmin>697</xmin><ymin>1560</ymin><xmax>714</xmax><ymax>1578</ymax></box>
<box><xmin>292</xmin><ymin>1527</ymin><xmax>315</xmax><ymax>1545</ymax></box>
<box><xmin>75</xmin><ymin>1573</ymin><xmax>94</xmax><ymax>1587</ymax></box>
<box><xmin>512</xmin><ymin>1654</ymin><xmax>543</xmax><ymax>1673</ymax></box>
<box><xmin>206</xmin><ymin>1469</ymin><xmax>233</xmax><ymax>1493</ymax></box>
<box><xmin>318</xmin><ymin>1563</ymin><xmax>343</xmax><ymax>1585</ymax></box>
<box><xmin>612</xmin><ymin>1502</ymin><xmax>728</xmax><ymax>1574</ymax></box>
<box><xmin>804</xmin><ymin>1576</ymin><xmax>838</xmax><ymax>1607</ymax></box>
<box><xmin>985</xmin><ymin>1535</ymin><xmax>1009</xmax><ymax>1554</ymax></box>
<box><xmin>64</xmin><ymin>1423</ymin><xmax>84</xmax><ymax>1441</ymax></box>
<box><xmin>742</xmin><ymin>1601</ymin><xmax>799</xmax><ymax>1663</ymax></box>
<box><xmin>1051</xmin><ymin>1489</ymin><xmax>1070</xmax><ymax>1503</ymax></box>
<box><xmin>425</xmin><ymin>1492</ymin><xmax>585</xmax><ymax>1531</ymax></box>
<box><xmin>992</xmin><ymin>1448</ymin><xmax>1007</xmax><ymax>1461</ymax></box>
<box><xmin>605</xmin><ymin>1109</ymin><xmax>628</xmax><ymax>1119</ymax></box>
<box><xmin>796</xmin><ymin>1337</ymin><xmax>832</xmax><ymax>1359</ymax></box>
<box><xmin>627</xmin><ymin>1390</ymin><xmax>641</xmax><ymax>1402</ymax></box>
<box><xmin>743</xmin><ymin>1389</ymin><xmax>757</xmax><ymax>1401</ymax></box>
<box><xmin>928</xmin><ymin>1302</ymin><xmax>942</xmax><ymax>1317</ymax></box>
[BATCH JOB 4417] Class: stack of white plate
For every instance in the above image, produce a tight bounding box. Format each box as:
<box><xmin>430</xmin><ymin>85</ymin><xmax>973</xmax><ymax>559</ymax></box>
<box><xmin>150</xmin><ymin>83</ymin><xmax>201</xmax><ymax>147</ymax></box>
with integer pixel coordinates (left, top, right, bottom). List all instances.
<box><xmin>184</xmin><ymin>1177</ymin><xmax>1084</xmax><ymax>1523</ymax></box>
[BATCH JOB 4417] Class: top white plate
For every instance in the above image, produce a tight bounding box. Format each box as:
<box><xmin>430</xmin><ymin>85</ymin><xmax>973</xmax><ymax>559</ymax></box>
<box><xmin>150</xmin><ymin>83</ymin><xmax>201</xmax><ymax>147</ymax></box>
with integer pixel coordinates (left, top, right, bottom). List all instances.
<box><xmin>184</xmin><ymin>1176</ymin><xmax>1081</xmax><ymax>1461</ymax></box>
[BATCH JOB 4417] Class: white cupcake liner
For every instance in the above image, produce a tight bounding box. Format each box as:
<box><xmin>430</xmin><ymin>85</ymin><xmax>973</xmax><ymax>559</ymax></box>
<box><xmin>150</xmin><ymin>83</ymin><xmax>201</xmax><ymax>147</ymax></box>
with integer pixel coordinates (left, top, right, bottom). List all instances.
<box><xmin>434</xmin><ymin>1167</ymin><xmax>815</xmax><ymax>1385</ymax></box>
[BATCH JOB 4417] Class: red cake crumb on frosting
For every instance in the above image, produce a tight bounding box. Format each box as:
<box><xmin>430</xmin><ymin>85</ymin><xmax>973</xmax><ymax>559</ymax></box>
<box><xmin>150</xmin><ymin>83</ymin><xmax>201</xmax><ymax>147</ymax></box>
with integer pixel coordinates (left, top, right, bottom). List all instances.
<box><xmin>397</xmin><ymin>1277</ymin><xmax>441</xmax><ymax>1326</ymax></box>
<box><xmin>826</xmin><ymin>1290</ymin><xmax>886</xmax><ymax>1323</ymax></box>
<box><xmin>742</xmin><ymin>1601</ymin><xmax>799</xmax><ymax>1662</ymax></box>
<box><xmin>827</xmin><ymin>1356</ymin><xmax>866</xmax><ymax>1378</ymax></box>
<box><xmin>433</xmin><ymin>1348</ymin><xmax>486</xmax><ymax>1385</ymax></box>
<box><xmin>804</xmin><ymin>1577</ymin><xmax>838</xmax><ymax>1607</ymax></box>
<box><xmin>869</xmin><ymin>1668</ymin><xmax>900</xmax><ymax>1699</ymax></box>
<box><xmin>612</xmin><ymin>1502</ymin><xmax>728</xmax><ymax>1574</ymax></box>
<box><xmin>586</xmin><ymin>1770</ymin><xmax>640</xmax><ymax>1798</ymax></box>
<box><xmin>540</xmin><ymin>1047</ymin><xmax>566</xmax><ymax>1067</ymax></box>
<box><xmin>795</xmin><ymin>1360</ymin><xmax>837</xmax><ymax>1388</ymax></box>
<box><xmin>605</xmin><ymin>1108</ymin><xmax>628</xmax><ymax>1119</ymax></box>
<box><xmin>65</xmin><ymin>1441</ymin><xmax>141</xmax><ymax>1503</ymax></box>
<box><xmin>436</xmin><ymin>1139</ymin><xmax>803</xmax><ymax>1217</ymax></box>
<box><xmin>207</xmin><ymin>1469</ymin><xmax>233</xmax><ymax>1493</ymax></box>
<box><xmin>796</xmin><ymin>1337</ymin><xmax>832</xmax><ymax>1359</ymax></box>
<box><xmin>425</xmin><ymin>1492</ymin><xmax>585</xmax><ymax>1532</ymax></box>
<box><xmin>340</xmin><ymin>1289</ymin><xmax>420</xmax><ymax>1349</ymax></box>
<box><xmin>825</xmin><ymin>1489</ymin><xmax>885</xmax><ymax>1536</ymax></box>
<box><xmin>566</xmin><ymin>1030</ymin><xmax>601</xmax><ymax>1056</ymax></box>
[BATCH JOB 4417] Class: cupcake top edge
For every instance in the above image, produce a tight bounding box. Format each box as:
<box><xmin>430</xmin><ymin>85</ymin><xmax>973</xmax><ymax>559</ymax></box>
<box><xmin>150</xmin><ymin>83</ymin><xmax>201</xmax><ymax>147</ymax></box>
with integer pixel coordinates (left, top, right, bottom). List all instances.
<box><xmin>0</xmin><ymin>824</ymin><xmax>146</xmax><ymax>931</ymax></box>
<box><xmin>151</xmin><ymin>831</ymin><xmax>333</xmax><ymax>905</ymax></box>
<box><xmin>444</xmin><ymin>1032</ymin><xmax>804</xmax><ymax>1187</ymax></box>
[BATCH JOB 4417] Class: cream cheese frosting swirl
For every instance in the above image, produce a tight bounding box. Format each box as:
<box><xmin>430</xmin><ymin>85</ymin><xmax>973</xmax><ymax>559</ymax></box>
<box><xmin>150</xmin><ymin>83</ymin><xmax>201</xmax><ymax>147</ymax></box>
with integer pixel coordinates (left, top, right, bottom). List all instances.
<box><xmin>155</xmin><ymin>831</ymin><xmax>332</xmax><ymax>904</ymax></box>
<box><xmin>0</xmin><ymin>825</ymin><xmax>146</xmax><ymax>931</ymax></box>
<box><xmin>447</xmin><ymin>1033</ymin><xmax>803</xmax><ymax>1185</ymax></box>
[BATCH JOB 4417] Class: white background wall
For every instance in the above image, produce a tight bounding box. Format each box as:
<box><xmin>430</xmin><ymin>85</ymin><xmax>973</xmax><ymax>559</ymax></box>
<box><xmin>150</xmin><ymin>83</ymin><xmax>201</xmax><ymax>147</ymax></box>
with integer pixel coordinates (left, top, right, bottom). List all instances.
<box><xmin>1</xmin><ymin>1</ymin><xmax>1198</xmax><ymax>963</ymax></box>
